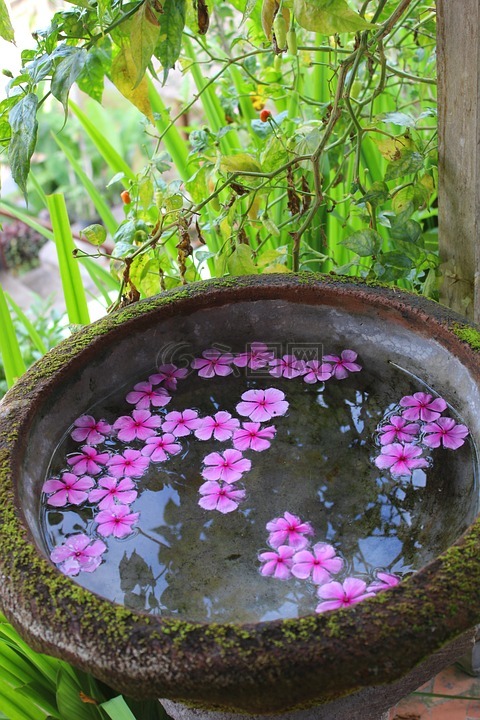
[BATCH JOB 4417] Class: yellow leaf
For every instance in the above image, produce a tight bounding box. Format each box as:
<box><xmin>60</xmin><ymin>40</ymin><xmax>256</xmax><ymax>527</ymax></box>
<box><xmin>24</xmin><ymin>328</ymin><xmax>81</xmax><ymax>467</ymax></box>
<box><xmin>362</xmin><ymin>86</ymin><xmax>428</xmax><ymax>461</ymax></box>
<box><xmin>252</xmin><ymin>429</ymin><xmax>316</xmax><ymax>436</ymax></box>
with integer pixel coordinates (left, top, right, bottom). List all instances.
<box><xmin>372</xmin><ymin>134</ymin><xmax>414</xmax><ymax>161</ymax></box>
<box><xmin>111</xmin><ymin>45</ymin><xmax>154</xmax><ymax>123</ymax></box>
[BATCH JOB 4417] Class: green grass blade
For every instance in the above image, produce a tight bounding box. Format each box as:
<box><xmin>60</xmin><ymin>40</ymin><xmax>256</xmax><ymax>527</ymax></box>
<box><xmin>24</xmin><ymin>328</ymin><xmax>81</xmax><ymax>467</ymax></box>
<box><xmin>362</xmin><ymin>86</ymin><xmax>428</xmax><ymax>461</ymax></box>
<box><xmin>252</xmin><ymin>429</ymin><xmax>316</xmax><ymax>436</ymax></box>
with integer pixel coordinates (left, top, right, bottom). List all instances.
<box><xmin>0</xmin><ymin>284</ymin><xmax>26</xmax><ymax>387</ymax></box>
<box><xmin>148</xmin><ymin>81</ymin><xmax>190</xmax><ymax>180</ymax></box>
<box><xmin>0</xmin><ymin>202</ymin><xmax>54</xmax><ymax>242</ymax></box>
<box><xmin>100</xmin><ymin>696</ymin><xmax>138</xmax><ymax>720</ymax></box>
<box><xmin>4</xmin><ymin>292</ymin><xmax>47</xmax><ymax>355</ymax></box>
<box><xmin>46</xmin><ymin>193</ymin><xmax>91</xmax><ymax>326</ymax></box>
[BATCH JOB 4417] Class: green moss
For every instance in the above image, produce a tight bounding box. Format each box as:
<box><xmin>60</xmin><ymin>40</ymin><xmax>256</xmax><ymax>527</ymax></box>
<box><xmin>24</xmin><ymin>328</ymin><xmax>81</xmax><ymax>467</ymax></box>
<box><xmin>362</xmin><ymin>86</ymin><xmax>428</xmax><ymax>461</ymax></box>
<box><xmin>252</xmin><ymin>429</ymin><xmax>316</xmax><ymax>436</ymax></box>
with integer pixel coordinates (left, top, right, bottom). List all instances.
<box><xmin>452</xmin><ymin>322</ymin><xmax>480</xmax><ymax>351</ymax></box>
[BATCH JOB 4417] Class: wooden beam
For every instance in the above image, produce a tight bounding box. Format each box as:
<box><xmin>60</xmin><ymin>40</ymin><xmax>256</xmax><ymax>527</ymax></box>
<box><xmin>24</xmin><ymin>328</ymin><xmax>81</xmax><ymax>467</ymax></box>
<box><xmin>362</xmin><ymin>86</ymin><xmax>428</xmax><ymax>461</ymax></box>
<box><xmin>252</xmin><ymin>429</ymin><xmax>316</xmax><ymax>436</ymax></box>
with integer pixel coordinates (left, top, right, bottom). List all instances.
<box><xmin>437</xmin><ymin>0</ymin><xmax>480</xmax><ymax>321</ymax></box>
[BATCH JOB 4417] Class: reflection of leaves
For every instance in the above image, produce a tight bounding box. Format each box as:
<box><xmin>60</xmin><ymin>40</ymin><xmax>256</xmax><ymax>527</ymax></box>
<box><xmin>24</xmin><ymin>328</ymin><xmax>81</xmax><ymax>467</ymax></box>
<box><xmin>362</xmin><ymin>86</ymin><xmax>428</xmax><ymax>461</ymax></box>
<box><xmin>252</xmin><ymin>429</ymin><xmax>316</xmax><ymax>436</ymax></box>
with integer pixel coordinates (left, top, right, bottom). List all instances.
<box><xmin>124</xmin><ymin>590</ymin><xmax>147</xmax><ymax>612</ymax></box>
<box><xmin>119</xmin><ymin>550</ymin><xmax>154</xmax><ymax>592</ymax></box>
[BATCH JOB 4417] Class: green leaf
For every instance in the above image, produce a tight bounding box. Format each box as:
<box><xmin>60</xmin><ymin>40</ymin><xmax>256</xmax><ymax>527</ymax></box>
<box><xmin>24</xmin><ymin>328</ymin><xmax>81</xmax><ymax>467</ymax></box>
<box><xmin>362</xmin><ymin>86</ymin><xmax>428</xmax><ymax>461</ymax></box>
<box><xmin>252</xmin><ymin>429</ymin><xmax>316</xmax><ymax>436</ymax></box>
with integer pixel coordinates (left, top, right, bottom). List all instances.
<box><xmin>381</xmin><ymin>111</ymin><xmax>416</xmax><ymax>128</ymax></box>
<box><xmin>227</xmin><ymin>244</ymin><xmax>258</xmax><ymax>275</ymax></box>
<box><xmin>185</xmin><ymin>165</ymin><xmax>209</xmax><ymax>204</ymax></box>
<box><xmin>130</xmin><ymin>2</ymin><xmax>161</xmax><ymax>86</ymax></box>
<box><xmin>8</xmin><ymin>93</ymin><xmax>38</xmax><ymax>199</ymax></box>
<box><xmin>340</xmin><ymin>229</ymin><xmax>383</xmax><ymax>257</ymax></box>
<box><xmin>155</xmin><ymin>0</ymin><xmax>186</xmax><ymax>84</ymax></box>
<box><xmin>241</xmin><ymin>0</ymin><xmax>258</xmax><ymax>24</ymax></box>
<box><xmin>0</xmin><ymin>284</ymin><xmax>26</xmax><ymax>387</ymax></box>
<box><xmin>385</xmin><ymin>150</ymin><xmax>424</xmax><ymax>181</ymax></box>
<box><xmin>111</xmin><ymin>44</ymin><xmax>154</xmax><ymax>122</ymax></box>
<box><xmin>101</xmin><ymin>696</ymin><xmax>138</xmax><ymax>720</ymax></box>
<box><xmin>0</xmin><ymin>0</ymin><xmax>14</xmax><ymax>42</ymax></box>
<box><xmin>56</xmin><ymin>668</ymin><xmax>101</xmax><ymax>720</ymax></box>
<box><xmin>77</xmin><ymin>40</ymin><xmax>111</xmax><ymax>103</ymax></box>
<box><xmin>392</xmin><ymin>183</ymin><xmax>429</xmax><ymax>215</ymax></box>
<box><xmin>220</xmin><ymin>153</ymin><xmax>262</xmax><ymax>174</ymax></box>
<box><xmin>390</xmin><ymin>218</ymin><xmax>422</xmax><ymax>245</ymax></box>
<box><xmin>357</xmin><ymin>181</ymin><xmax>389</xmax><ymax>208</ymax></box>
<box><xmin>51</xmin><ymin>47</ymin><xmax>88</xmax><ymax>115</ymax></box>
<box><xmin>293</xmin><ymin>0</ymin><xmax>373</xmax><ymax>34</ymax></box>
<box><xmin>80</xmin><ymin>224</ymin><xmax>107</xmax><ymax>246</ymax></box>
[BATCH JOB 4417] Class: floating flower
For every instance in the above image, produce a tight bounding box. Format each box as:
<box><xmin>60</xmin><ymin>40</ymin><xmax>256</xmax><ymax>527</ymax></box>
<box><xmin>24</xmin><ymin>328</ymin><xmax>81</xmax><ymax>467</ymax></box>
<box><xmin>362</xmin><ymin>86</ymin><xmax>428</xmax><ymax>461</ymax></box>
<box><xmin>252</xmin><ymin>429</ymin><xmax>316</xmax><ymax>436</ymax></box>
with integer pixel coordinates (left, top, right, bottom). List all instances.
<box><xmin>162</xmin><ymin>409</ymin><xmax>201</xmax><ymax>437</ymax></box>
<box><xmin>233</xmin><ymin>342</ymin><xmax>275</xmax><ymax>370</ymax></box>
<box><xmin>258</xmin><ymin>545</ymin><xmax>295</xmax><ymax>580</ymax></box>
<box><xmin>291</xmin><ymin>543</ymin><xmax>344</xmax><ymax>585</ymax></box>
<box><xmin>70</xmin><ymin>415</ymin><xmax>112</xmax><ymax>445</ymax></box>
<box><xmin>374</xmin><ymin>442</ymin><xmax>428</xmax><ymax>476</ymax></box>
<box><xmin>233</xmin><ymin>422</ymin><xmax>276</xmax><ymax>452</ymax></box>
<box><xmin>113</xmin><ymin>409</ymin><xmax>162</xmax><ymax>443</ymax></box>
<box><xmin>88</xmin><ymin>477</ymin><xmax>137</xmax><ymax>511</ymax></box>
<box><xmin>367</xmin><ymin>572</ymin><xmax>401</xmax><ymax>594</ymax></box>
<box><xmin>125</xmin><ymin>382</ymin><xmax>171</xmax><ymax>410</ymax></box>
<box><xmin>107</xmin><ymin>449</ymin><xmax>150</xmax><ymax>478</ymax></box>
<box><xmin>198</xmin><ymin>480</ymin><xmax>246</xmax><ymax>513</ymax></box>
<box><xmin>378</xmin><ymin>416</ymin><xmax>420</xmax><ymax>445</ymax></box>
<box><xmin>141</xmin><ymin>433</ymin><xmax>182</xmax><ymax>462</ymax></box>
<box><xmin>322</xmin><ymin>350</ymin><xmax>362</xmax><ymax>380</ymax></box>
<box><xmin>149</xmin><ymin>364</ymin><xmax>188</xmax><ymax>391</ymax></box>
<box><xmin>302</xmin><ymin>361</ymin><xmax>333</xmax><ymax>384</ymax></box>
<box><xmin>316</xmin><ymin>577</ymin><xmax>375</xmax><ymax>612</ymax></box>
<box><xmin>266</xmin><ymin>511</ymin><xmax>314</xmax><ymax>550</ymax></box>
<box><xmin>194</xmin><ymin>411</ymin><xmax>240</xmax><ymax>442</ymax></box>
<box><xmin>422</xmin><ymin>417</ymin><xmax>469</xmax><ymax>450</ymax></box>
<box><xmin>399</xmin><ymin>392</ymin><xmax>447</xmax><ymax>422</ymax></box>
<box><xmin>95</xmin><ymin>506</ymin><xmax>140</xmax><ymax>538</ymax></box>
<box><xmin>191</xmin><ymin>349</ymin><xmax>234</xmax><ymax>378</ymax></box>
<box><xmin>269</xmin><ymin>355</ymin><xmax>306</xmax><ymax>379</ymax></box>
<box><xmin>66</xmin><ymin>446</ymin><xmax>109</xmax><ymax>476</ymax></box>
<box><xmin>236</xmin><ymin>387</ymin><xmax>288</xmax><ymax>423</ymax></box>
<box><xmin>43</xmin><ymin>473</ymin><xmax>94</xmax><ymax>507</ymax></box>
<box><xmin>50</xmin><ymin>534</ymin><xmax>106</xmax><ymax>576</ymax></box>
<box><xmin>201</xmin><ymin>449</ymin><xmax>251</xmax><ymax>484</ymax></box>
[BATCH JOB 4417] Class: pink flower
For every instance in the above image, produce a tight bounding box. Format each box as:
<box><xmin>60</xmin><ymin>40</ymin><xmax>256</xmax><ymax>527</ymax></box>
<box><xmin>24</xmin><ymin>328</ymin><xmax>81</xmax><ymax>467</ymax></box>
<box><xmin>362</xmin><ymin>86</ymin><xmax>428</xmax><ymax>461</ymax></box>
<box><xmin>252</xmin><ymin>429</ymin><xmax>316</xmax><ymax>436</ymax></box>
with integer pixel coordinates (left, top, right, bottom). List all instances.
<box><xmin>322</xmin><ymin>350</ymin><xmax>362</xmax><ymax>379</ymax></box>
<box><xmin>201</xmin><ymin>449</ymin><xmax>251</xmax><ymax>483</ymax></box>
<box><xmin>316</xmin><ymin>577</ymin><xmax>375</xmax><ymax>612</ymax></box>
<box><xmin>141</xmin><ymin>433</ymin><xmax>182</xmax><ymax>462</ymax></box>
<box><xmin>88</xmin><ymin>477</ymin><xmax>137</xmax><ymax>511</ymax></box>
<box><xmin>303</xmin><ymin>361</ymin><xmax>333</xmax><ymax>384</ymax></box>
<box><xmin>291</xmin><ymin>543</ymin><xmax>344</xmax><ymax>585</ymax></box>
<box><xmin>422</xmin><ymin>417</ymin><xmax>469</xmax><ymax>450</ymax></box>
<box><xmin>43</xmin><ymin>473</ymin><xmax>94</xmax><ymax>507</ymax></box>
<box><xmin>66</xmin><ymin>446</ymin><xmax>109</xmax><ymax>475</ymax></box>
<box><xmin>266</xmin><ymin>511</ymin><xmax>314</xmax><ymax>550</ymax></box>
<box><xmin>70</xmin><ymin>415</ymin><xmax>112</xmax><ymax>445</ymax></box>
<box><xmin>399</xmin><ymin>392</ymin><xmax>447</xmax><ymax>422</ymax></box>
<box><xmin>107</xmin><ymin>448</ymin><xmax>150</xmax><ymax>478</ymax></box>
<box><xmin>162</xmin><ymin>409</ymin><xmax>201</xmax><ymax>437</ymax></box>
<box><xmin>198</xmin><ymin>480</ymin><xmax>246</xmax><ymax>513</ymax></box>
<box><xmin>191</xmin><ymin>349</ymin><xmax>234</xmax><ymax>378</ymax></box>
<box><xmin>378</xmin><ymin>416</ymin><xmax>420</xmax><ymax>445</ymax></box>
<box><xmin>233</xmin><ymin>342</ymin><xmax>275</xmax><ymax>369</ymax></box>
<box><xmin>236</xmin><ymin>388</ymin><xmax>288</xmax><ymax>423</ymax></box>
<box><xmin>149</xmin><ymin>364</ymin><xmax>188</xmax><ymax>391</ymax></box>
<box><xmin>125</xmin><ymin>382</ymin><xmax>171</xmax><ymax>410</ymax></box>
<box><xmin>50</xmin><ymin>534</ymin><xmax>106</xmax><ymax>576</ymax></box>
<box><xmin>269</xmin><ymin>355</ymin><xmax>306</xmax><ymax>379</ymax></box>
<box><xmin>233</xmin><ymin>422</ymin><xmax>276</xmax><ymax>452</ymax></box>
<box><xmin>374</xmin><ymin>442</ymin><xmax>428</xmax><ymax>476</ymax></box>
<box><xmin>95</xmin><ymin>506</ymin><xmax>139</xmax><ymax>538</ymax></box>
<box><xmin>194</xmin><ymin>411</ymin><xmax>240</xmax><ymax>442</ymax></box>
<box><xmin>113</xmin><ymin>409</ymin><xmax>162</xmax><ymax>442</ymax></box>
<box><xmin>367</xmin><ymin>572</ymin><xmax>401</xmax><ymax>593</ymax></box>
<box><xmin>258</xmin><ymin>545</ymin><xmax>295</xmax><ymax>580</ymax></box>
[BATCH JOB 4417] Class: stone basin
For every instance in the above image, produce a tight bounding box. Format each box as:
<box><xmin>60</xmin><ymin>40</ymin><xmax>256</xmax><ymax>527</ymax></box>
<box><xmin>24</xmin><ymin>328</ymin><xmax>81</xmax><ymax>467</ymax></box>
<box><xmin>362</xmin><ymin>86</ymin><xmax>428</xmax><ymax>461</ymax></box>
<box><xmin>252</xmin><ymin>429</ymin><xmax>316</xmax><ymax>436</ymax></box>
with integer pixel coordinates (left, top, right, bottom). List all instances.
<box><xmin>1</xmin><ymin>274</ymin><xmax>480</xmax><ymax>719</ymax></box>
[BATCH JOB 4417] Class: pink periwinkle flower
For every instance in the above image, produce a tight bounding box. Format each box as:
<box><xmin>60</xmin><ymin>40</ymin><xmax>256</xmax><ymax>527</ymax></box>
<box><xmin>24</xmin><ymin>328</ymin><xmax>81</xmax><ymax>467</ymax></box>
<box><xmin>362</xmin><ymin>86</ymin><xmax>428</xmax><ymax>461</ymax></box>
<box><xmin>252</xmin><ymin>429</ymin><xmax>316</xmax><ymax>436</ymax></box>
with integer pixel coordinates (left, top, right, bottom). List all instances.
<box><xmin>269</xmin><ymin>355</ymin><xmax>306</xmax><ymax>380</ymax></box>
<box><xmin>162</xmin><ymin>409</ymin><xmax>201</xmax><ymax>437</ymax></box>
<box><xmin>43</xmin><ymin>473</ymin><xmax>94</xmax><ymax>507</ymax></box>
<box><xmin>50</xmin><ymin>534</ymin><xmax>106</xmax><ymax>576</ymax></box>
<box><xmin>303</xmin><ymin>361</ymin><xmax>333</xmax><ymax>384</ymax></box>
<box><xmin>367</xmin><ymin>572</ymin><xmax>401</xmax><ymax>594</ymax></box>
<box><xmin>201</xmin><ymin>449</ymin><xmax>251</xmax><ymax>484</ymax></box>
<box><xmin>236</xmin><ymin>388</ymin><xmax>288</xmax><ymax>423</ymax></box>
<box><xmin>233</xmin><ymin>422</ymin><xmax>276</xmax><ymax>452</ymax></box>
<box><xmin>125</xmin><ymin>382</ymin><xmax>171</xmax><ymax>410</ymax></box>
<box><xmin>141</xmin><ymin>433</ymin><xmax>182</xmax><ymax>462</ymax></box>
<box><xmin>70</xmin><ymin>415</ymin><xmax>112</xmax><ymax>445</ymax></box>
<box><xmin>399</xmin><ymin>392</ymin><xmax>447</xmax><ymax>422</ymax></box>
<box><xmin>113</xmin><ymin>409</ymin><xmax>162</xmax><ymax>442</ymax></box>
<box><xmin>266</xmin><ymin>511</ymin><xmax>314</xmax><ymax>550</ymax></box>
<box><xmin>88</xmin><ymin>476</ymin><xmax>137</xmax><ymax>511</ymax></box>
<box><xmin>291</xmin><ymin>543</ymin><xmax>344</xmax><ymax>585</ymax></box>
<box><xmin>198</xmin><ymin>480</ymin><xmax>246</xmax><ymax>513</ymax></box>
<box><xmin>66</xmin><ymin>445</ymin><xmax>109</xmax><ymax>476</ymax></box>
<box><xmin>149</xmin><ymin>364</ymin><xmax>188</xmax><ymax>391</ymax></box>
<box><xmin>374</xmin><ymin>442</ymin><xmax>428</xmax><ymax>476</ymax></box>
<box><xmin>194</xmin><ymin>411</ymin><xmax>240</xmax><ymax>442</ymax></box>
<box><xmin>322</xmin><ymin>350</ymin><xmax>362</xmax><ymax>380</ymax></box>
<box><xmin>316</xmin><ymin>577</ymin><xmax>375</xmax><ymax>613</ymax></box>
<box><xmin>233</xmin><ymin>342</ymin><xmax>275</xmax><ymax>370</ymax></box>
<box><xmin>258</xmin><ymin>545</ymin><xmax>295</xmax><ymax>580</ymax></box>
<box><xmin>95</xmin><ymin>506</ymin><xmax>140</xmax><ymax>538</ymax></box>
<box><xmin>191</xmin><ymin>349</ymin><xmax>234</xmax><ymax>378</ymax></box>
<box><xmin>422</xmin><ymin>417</ymin><xmax>469</xmax><ymax>450</ymax></box>
<box><xmin>107</xmin><ymin>448</ymin><xmax>150</xmax><ymax>478</ymax></box>
<box><xmin>378</xmin><ymin>416</ymin><xmax>420</xmax><ymax>445</ymax></box>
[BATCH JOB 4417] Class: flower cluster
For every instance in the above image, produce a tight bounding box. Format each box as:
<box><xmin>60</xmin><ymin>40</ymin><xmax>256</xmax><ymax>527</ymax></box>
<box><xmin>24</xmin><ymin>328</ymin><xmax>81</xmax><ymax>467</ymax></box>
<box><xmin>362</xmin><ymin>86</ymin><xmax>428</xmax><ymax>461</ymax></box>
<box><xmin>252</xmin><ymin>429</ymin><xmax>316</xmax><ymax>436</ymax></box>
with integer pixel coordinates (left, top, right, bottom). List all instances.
<box><xmin>374</xmin><ymin>392</ymin><xmax>469</xmax><ymax>478</ymax></box>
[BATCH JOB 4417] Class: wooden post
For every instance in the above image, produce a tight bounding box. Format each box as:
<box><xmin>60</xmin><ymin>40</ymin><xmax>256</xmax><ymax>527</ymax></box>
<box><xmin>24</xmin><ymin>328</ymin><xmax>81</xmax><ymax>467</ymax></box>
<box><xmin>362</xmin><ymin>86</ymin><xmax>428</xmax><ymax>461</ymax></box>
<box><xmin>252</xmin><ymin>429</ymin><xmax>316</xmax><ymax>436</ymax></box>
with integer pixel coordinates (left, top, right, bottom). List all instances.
<box><xmin>437</xmin><ymin>0</ymin><xmax>480</xmax><ymax>322</ymax></box>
